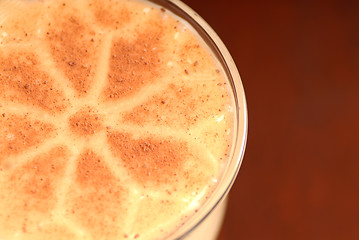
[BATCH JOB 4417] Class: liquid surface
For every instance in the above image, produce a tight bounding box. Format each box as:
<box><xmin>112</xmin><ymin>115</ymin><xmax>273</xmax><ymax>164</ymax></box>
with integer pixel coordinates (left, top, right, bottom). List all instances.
<box><xmin>0</xmin><ymin>0</ymin><xmax>234</xmax><ymax>239</ymax></box>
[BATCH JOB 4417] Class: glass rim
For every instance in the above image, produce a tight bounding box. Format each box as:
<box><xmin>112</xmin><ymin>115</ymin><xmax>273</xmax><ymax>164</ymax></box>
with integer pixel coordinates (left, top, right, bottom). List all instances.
<box><xmin>146</xmin><ymin>0</ymin><xmax>248</xmax><ymax>239</ymax></box>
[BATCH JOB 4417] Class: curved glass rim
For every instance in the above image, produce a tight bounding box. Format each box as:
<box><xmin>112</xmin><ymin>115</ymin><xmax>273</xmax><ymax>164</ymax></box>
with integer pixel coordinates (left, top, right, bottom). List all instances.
<box><xmin>146</xmin><ymin>0</ymin><xmax>248</xmax><ymax>239</ymax></box>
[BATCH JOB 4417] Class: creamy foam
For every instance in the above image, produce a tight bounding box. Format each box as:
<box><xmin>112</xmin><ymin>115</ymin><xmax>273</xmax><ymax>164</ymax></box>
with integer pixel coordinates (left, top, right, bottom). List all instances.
<box><xmin>0</xmin><ymin>0</ymin><xmax>234</xmax><ymax>239</ymax></box>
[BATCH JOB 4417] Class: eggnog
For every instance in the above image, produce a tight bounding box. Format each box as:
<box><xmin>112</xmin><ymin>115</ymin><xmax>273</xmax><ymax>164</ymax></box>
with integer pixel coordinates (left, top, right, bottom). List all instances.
<box><xmin>0</xmin><ymin>0</ymin><xmax>240</xmax><ymax>239</ymax></box>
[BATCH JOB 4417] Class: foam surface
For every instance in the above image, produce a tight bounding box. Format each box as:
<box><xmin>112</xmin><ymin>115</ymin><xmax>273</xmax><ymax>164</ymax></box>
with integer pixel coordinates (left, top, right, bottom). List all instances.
<box><xmin>0</xmin><ymin>0</ymin><xmax>234</xmax><ymax>239</ymax></box>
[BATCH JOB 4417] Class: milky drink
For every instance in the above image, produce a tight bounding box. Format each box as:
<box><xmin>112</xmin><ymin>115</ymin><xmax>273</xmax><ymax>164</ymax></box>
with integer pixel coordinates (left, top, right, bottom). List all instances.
<box><xmin>0</xmin><ymin>0</ymin><xmax>236</xmax><ymax>239</ymax></box>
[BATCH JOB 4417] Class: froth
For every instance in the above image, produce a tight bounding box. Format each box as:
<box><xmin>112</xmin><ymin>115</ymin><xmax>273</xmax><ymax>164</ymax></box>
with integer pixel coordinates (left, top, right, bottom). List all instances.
<box><xmin>0</xmin><ymin>0</ymin><xmax>234</xmax><ymax>239</ymax></box>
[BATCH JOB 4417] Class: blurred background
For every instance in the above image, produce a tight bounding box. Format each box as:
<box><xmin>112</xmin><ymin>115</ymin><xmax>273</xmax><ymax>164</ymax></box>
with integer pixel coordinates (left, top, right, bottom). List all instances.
<box><xmin>182</xmin><ymin>0</ymin><xmax>359</xmax><ymax>239</ymax></box>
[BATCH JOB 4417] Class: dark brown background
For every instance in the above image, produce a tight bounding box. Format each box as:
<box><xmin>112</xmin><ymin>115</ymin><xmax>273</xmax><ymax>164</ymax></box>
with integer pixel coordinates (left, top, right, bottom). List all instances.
<box><xmin>182</xmin><ymin>0</ymin><xmax>359</xmax><ymax>239</ymax></box>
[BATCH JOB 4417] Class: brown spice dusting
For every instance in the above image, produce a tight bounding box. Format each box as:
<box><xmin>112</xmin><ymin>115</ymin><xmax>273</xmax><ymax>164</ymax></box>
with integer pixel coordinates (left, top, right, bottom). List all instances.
<box><xmin>0</xmin><ymin>52</ymin><xmax>67</xmax><ymax>112</ymax></box>
<box><xmin>123</xmin><ymin>83</ymin><xmax>214</xmax><ymax>128</ymax></box>
<box><xmin>68</xmin><ymin>108</ymin><xmax>102</xmax><ymax>136</ymax></box>
<box><xmin>68</xmin><ymin>150</ymin><xmax>125</xmax><ymax>238</ymax></box>
<box><xmin>46</xmin><ymin>11</ymin><xmax>98</xmax><ymax>95</ymax></box>
<box><xmin>67</xmin><ymin>61</ymin><xmax>76</xmax><ymax>66</ymax></box>
<box><xmin>75</xmin><ymin>150</ymin><xmax>116</xmax><ymax>189</ymax></box>
<box><xmin>89</xmin><ymin>0</ymin><xmax>131</xmax><ymax>29</ymax></box>
<box><xmin>4</xmin><ymin>147</ymin><xmax>67</xmax><ymax>216</ymax></box>
<box><xmin>105</xmin><ymin>30</ymin><xmax>164</xmax><ymax>100</ymax></box>
<box><xmin>0</xmin><ymin>113</ymin><xmax>54</xmax><ymax>164</ymax></box>
<box><xmin>107</xmin><ymin>132</ymin><xmax>189</xmax><ymax>184</ymax></box>
<box><xmin>184</xmin><ymin>69</ymin><xmax>189</xmax><ymax>75</ymax></box>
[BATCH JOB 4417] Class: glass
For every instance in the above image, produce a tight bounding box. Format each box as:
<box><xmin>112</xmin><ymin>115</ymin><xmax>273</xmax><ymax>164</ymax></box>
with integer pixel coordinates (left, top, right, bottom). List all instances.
<box><xmin>0</xmin><ymin>0</ymin><xmax>247</xmax><ymax>238</ymax></box>
<box><xmin>147</xmin><ymin>0</ymin><xmax>248</xmax><ymax>239</ymax></box>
